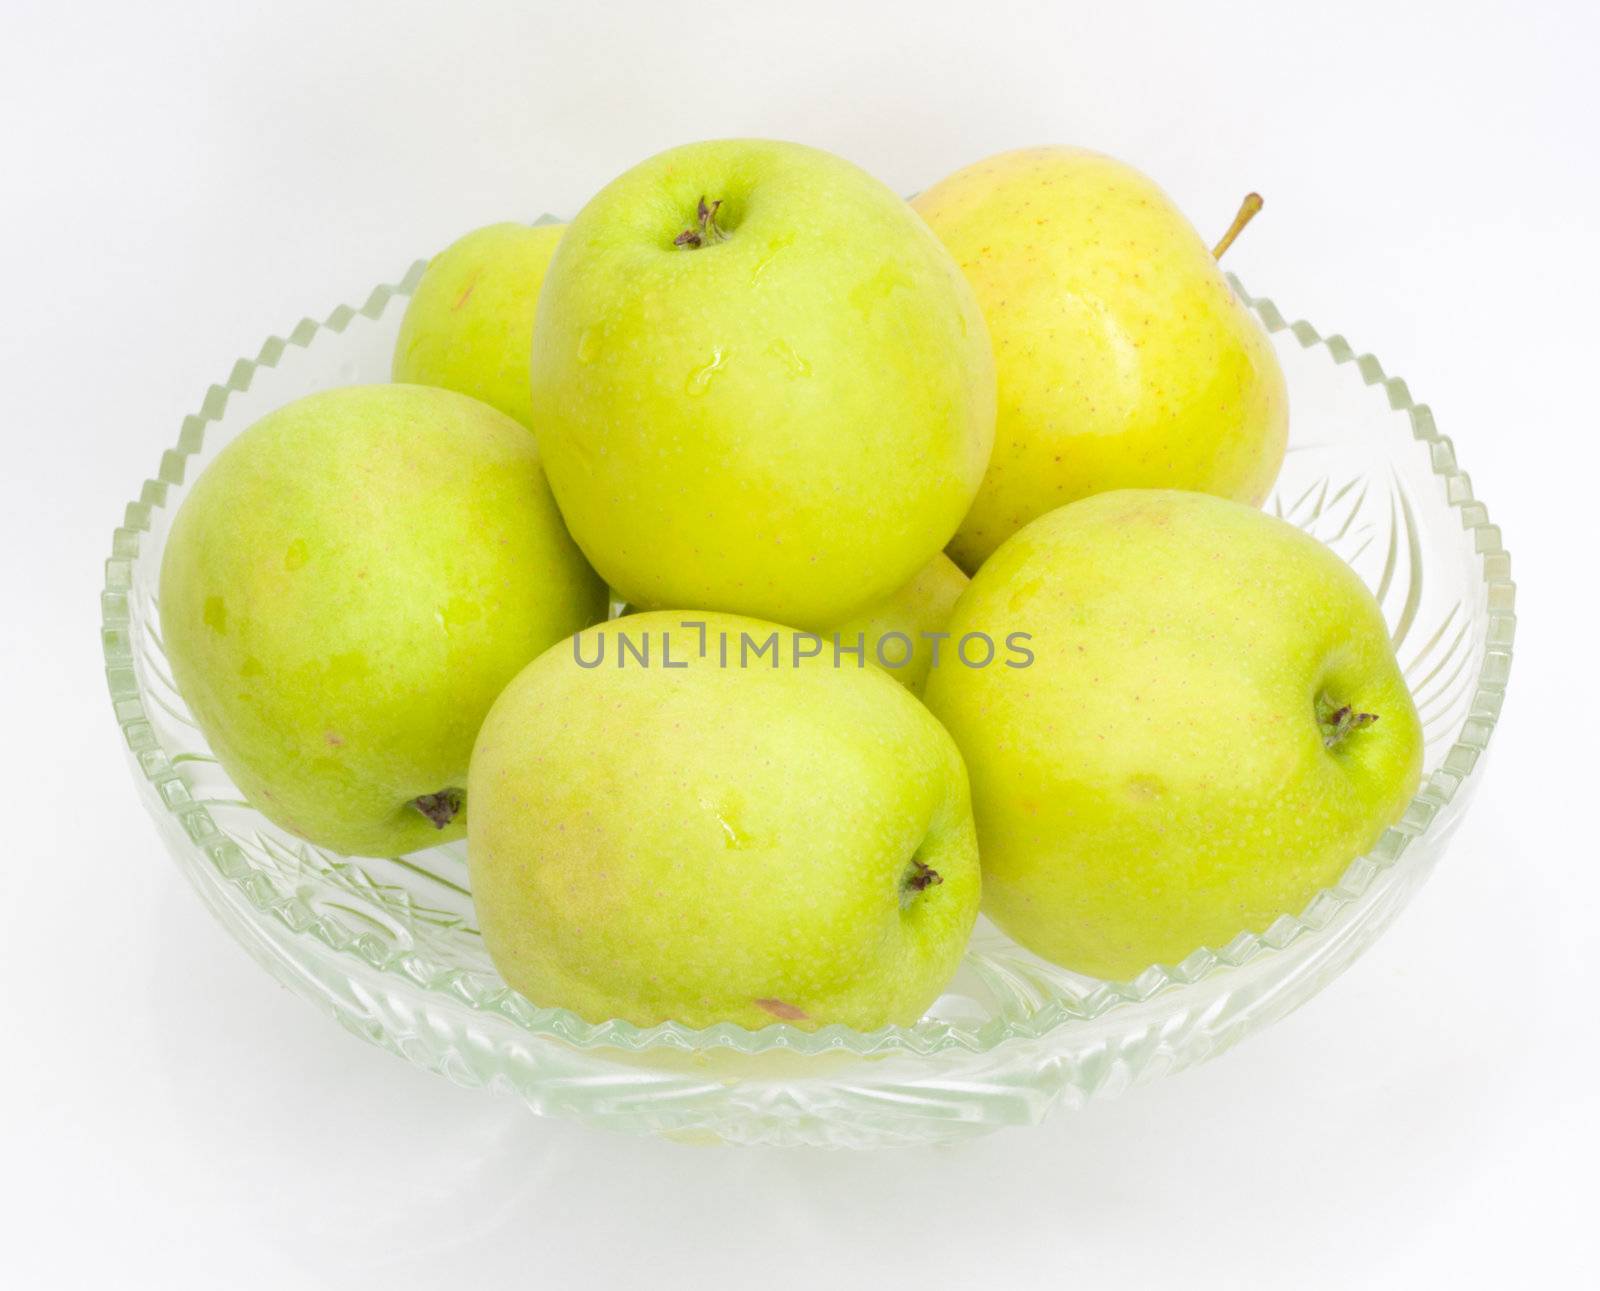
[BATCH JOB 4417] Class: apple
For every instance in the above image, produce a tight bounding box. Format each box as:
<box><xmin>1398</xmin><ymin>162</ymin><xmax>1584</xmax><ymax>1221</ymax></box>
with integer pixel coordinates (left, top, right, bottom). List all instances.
<box><xmin>467</xmin><ymin>611</ymin><xmax>981</xmax><ymax>1030</ymax></box>
<box><xmin>923</xmin><ymin>490</ymin><xmax>1423</xmax><ymax>981</ymax></box>
<box><xmin>391</xmin><ymin>221</ymin><xmax>564</xmax><ymax>429</ymax></box>
<box><xmin>528</xmin><ymin>138</ymin><xmax>996</xmax><ymax>628</ymax></box>
<box><xmin>828</xmin><ymin>553</ymin><xmax>967</xmax><ymax>696</ymax></box>
<box><xmin>912</xmin><ymin>147</ymin><xmax>1288</xmax><ymax>571</ymax></box>
<box><xmin>160</xmin><ymin>384</ymin><xmax>608</xmax><ymax>857</ymax></box>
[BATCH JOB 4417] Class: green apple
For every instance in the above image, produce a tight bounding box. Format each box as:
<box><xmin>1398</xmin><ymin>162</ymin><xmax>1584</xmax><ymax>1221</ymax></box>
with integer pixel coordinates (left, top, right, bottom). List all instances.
<box><xmin>923</xmin><ymin>490</ymin><xmax>1423</xmax><ymax>981</ymax></box>
<box><xmin>391</xmin><ymin>221</ymin><xmax>564</xmax><ymax>429</ymax></box>
<box><xmin>467</xmin><ymin>611</ymin><xmax>981</xmax><ymax>1030</ymax></box>
<box><xmin>160</xmin><ymin>384</ymin><xmax>608</xmax><ymax>857</ymax></box>
<box><xmin>828</xmin><ymin>553</ymin><xmax>967</xmax><ymax>696</ymax></box>
<box><xmin>529</xmin><ymin>139</ymin><xmax>996</xmax><ymax>628</ymax></box>
<box><xmin>912</xmin><ymin>148</ymin><xmax>1288</xmax><ymax>571</ymax></box>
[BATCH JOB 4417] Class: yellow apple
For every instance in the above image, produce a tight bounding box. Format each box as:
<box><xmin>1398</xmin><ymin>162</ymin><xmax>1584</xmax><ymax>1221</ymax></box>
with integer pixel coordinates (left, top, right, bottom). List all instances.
<box><xmin>468</xmin><ymin>612</ymin><xmax>981</xmax><ymax>1029</ymax></box>
<box><xmin>160</xmin><ymin>385</ymin><xmax>607</xmax><ymax>856</ymax></box>
<box><xmin>529</xmin><ymin>139</ymin><xmax>996</xmax><ymax>628</ymax></box>
<box><xmin>392</xmin><ymin>221</ymin><xmax>564</xmax><ymax>429</ymax></box>
<box><xmin>913</xmin><ymin>147</ymin><xmax>1288</xmax><ymax>571</ymax></box>
<box><xmin>924</xmin><ymin>490</ymin><xmax>1423</xmax><ymax>980</ymax></box>
<box><xmin>828</xmin><ymin>553</ymin><xmax>967</xmax><ymax>696</ymax></box>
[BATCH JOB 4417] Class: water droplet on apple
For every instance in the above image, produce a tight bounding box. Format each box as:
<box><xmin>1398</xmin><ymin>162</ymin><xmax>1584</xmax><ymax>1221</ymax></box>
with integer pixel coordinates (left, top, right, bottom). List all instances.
<box><xmin>435</xmin><ymin>596</ymin><xmax>482</xmax><ymax>634</ymax></box>
<box><xmin>714</xmin><ymin>810</ymin><xmax>750</xmax><ymax>848</ymax></box>
<box><xmin>849</xmin><ymin>263</ymin><xmax>916</xmax><ymax>316</ymax></box>
<box><xmin>749</xmin><ymin>231</ymin><xmax>795</xmax><ymax>285</ymax></box>
<box><xmin>686</xmin><ymin>349</ymin><xmax>728</xmax><ymax>396</ymax></box>
<box><xmin>767</xmin><ymin>339</ymin><xmax>812</xmax><ymax>378</ymax></box>
<box><xmin>701</xmin><ymin>790</ymin><xmax>752</xmax><ymax>848</ymax></box>
<box><xmin>1006</xmin><ymin>577</ymin><xmax>1043</xmax><ymax>614</ymax></box>
<box><xmin>202</xmin><ymin>595</ymin><xmax>227</xmax><ymax>634</ymax></box>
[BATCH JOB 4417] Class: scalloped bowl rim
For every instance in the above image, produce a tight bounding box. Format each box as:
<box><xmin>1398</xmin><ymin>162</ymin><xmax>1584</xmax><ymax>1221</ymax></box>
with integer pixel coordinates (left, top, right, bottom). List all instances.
<box><xmin>101</xmin><ymin>259</ymin><xmax>1516</xmax><ymax>1060</ymax></box>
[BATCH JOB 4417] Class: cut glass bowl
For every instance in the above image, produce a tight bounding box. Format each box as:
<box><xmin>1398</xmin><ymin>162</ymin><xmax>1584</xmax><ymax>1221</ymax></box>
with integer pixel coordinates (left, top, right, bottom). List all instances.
<box><xmin>102</xmin><ymin>249</ymin><xmax>1514</xmax><ymax>1148</ymax></box>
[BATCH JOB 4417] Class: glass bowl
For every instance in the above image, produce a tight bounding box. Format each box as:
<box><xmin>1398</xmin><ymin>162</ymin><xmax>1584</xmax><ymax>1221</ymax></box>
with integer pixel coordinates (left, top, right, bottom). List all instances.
<box><xmin>101</xmin><ymin>247</ymin><xmax>1515</xmax><ymax>1148</ymax></box>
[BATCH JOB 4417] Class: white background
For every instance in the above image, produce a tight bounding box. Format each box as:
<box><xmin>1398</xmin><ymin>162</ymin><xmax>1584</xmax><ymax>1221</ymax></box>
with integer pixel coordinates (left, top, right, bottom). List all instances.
<box><xmin>3</xmin><ymin>1</ymin><xmax>1595</xmax><ymax>1286</ymax></box>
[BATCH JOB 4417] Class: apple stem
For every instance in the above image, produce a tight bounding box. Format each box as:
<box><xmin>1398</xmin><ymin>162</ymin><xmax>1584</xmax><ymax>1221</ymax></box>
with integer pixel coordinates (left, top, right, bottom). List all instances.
<box><xmin>412</xmin><ymin>788</ymin><xmax>463</xmax><ymax>829</ymax></box>
<box><xmin>674</xmin><ymin>196</ymin><xmax>730</xmax><ymax>249</ymax></box>
<box><xmin>1212</xmin><ymin>192</ymin><xmax>1264</xmax><ymax>260</ymax></box>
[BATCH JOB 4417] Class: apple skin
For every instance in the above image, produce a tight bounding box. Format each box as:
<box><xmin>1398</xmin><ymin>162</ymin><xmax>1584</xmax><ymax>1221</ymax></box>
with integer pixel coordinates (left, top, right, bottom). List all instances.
<box><xmin>529</xmin><ymin>138</ymin><xmax>996</xmax><ymax>629</ymax></box>
<box><xmin>159</xmin><ymin>385</ymin><xmax>608</xmax><ymax>857</ymax></box>
<box><xmin>828</xmin><ymin>553</ymin><xmax>968</xmax><ymax>696</ymax></box>
<box><xmin>391</xmin><ymin>221</ymin><xmax>564</xmax><ymax>429</ymax></box>
<box><xmin>467</xmin><ymin>611</ymin><xmax>981</xmax><ymax>1030</ymax></box>
<box><xmin>912</xmin><ymin>148</ymin><xmax>1288</xmax><ymax>572</ymax></box>
<box><xmin>923</xmin><ymin>490</ymin><xmax>1423</xmax><ymax>981</ymax></box>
